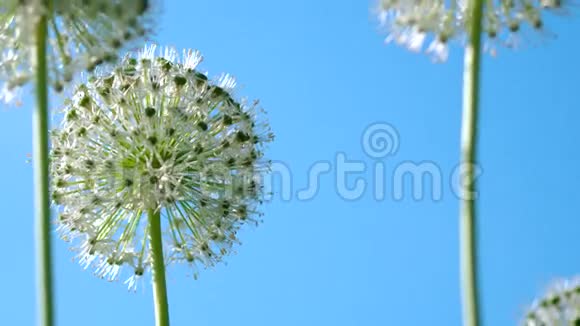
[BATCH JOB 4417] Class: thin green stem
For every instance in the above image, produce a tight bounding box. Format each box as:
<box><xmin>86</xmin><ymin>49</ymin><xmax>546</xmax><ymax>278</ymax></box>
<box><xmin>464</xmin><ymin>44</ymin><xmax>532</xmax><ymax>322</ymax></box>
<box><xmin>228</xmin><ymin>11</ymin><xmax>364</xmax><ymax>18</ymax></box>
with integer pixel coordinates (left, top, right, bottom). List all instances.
<box><xmin>34</xmin><ymin>3</ymin><xmax>54</xmax><ymax>326</ymax></box>
<box><xmin>148</xmin><ymin>209</ymin><xmax>170</xmax><ymax>326</ymax></box>
<box><xmin>460</xmin><ymin>1</ymin><xmax>485</xmax><ymax>326</ymax></box>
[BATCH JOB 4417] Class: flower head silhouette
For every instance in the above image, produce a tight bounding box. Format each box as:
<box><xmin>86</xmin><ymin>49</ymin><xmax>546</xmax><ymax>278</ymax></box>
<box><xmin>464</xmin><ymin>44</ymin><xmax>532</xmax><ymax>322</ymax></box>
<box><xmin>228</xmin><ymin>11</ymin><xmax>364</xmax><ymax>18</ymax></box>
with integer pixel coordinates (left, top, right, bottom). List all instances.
<box><xmin>375</xmin><ymin>0</ymin><xmax>568</xmax><ymax>61</ymax></box>
<box><xmin>51</xmin><ymin>45</ymin><xmax>274</xmax><ymax>289</ymax></box>
<box><xmin>523</xmin><ymin>277</ymin><xmax>580</xmax><ymax>325</ymax></box>
<box><xmin>0</xmin><ymin>0</ymin><xmax>153</xmax><ymax>103</ymax></box>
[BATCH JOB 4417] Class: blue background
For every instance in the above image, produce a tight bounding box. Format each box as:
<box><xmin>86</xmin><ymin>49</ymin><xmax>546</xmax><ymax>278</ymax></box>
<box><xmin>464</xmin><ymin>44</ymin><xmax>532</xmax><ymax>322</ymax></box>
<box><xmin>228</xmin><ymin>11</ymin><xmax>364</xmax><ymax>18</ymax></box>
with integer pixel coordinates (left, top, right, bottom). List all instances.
<box><xmin>1</xmin><ymin>1</ymin><xmax>579</xmax><ymax>325</ymax></box>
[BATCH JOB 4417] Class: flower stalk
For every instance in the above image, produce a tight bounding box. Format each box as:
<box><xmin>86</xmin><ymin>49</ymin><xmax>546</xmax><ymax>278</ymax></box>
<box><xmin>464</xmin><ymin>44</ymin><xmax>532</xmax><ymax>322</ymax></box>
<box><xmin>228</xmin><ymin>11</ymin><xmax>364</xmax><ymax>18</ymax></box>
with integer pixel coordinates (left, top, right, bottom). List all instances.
<box><xmin>460</xmin><ymin>0</ymin><xmax>484</xmax><ymax>325</ymax></box>
<box><xmin>149</xmin><ymin>208</ymin><xmax>170</xmax><ymax>326</ymax></box>
<box><xmin>34</xmin><ymin>1</ymin><xmax>54</xmax><ymax>325</ymax></box>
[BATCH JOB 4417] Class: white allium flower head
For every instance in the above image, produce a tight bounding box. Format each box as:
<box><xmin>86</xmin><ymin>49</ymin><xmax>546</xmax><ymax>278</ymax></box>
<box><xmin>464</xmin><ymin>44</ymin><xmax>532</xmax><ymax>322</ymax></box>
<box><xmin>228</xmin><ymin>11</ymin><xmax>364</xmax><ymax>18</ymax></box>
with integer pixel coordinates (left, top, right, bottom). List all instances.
<box><xmin>51</xmin><ymin>44</ymin><xmax>274</xmax><ymax>289</ymax></box>
<box><xmin>375</xmin><ymin>0</ymin><xmax>571</xmax><ymax>61</ymax></box>
<box><xmin>0</xmin><ymin>0</ymin><xmax>154</xmax><ymax>104</ymax></box>
<box><xmin>522</xmin><ymin>277</ymin><xmax>580</xmax><ymax>325</ymax></box>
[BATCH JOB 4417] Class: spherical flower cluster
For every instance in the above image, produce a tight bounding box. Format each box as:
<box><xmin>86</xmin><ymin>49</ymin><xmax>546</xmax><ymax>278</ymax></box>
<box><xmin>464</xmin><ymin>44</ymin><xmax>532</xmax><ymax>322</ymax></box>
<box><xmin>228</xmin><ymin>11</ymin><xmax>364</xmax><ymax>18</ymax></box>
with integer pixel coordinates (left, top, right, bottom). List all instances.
<box><xmin>0</xmin><ymin>0</ymin><xmax>153</xmax><ymax>103</ymax></box>
<box><xmin>376</xmin><ymin>0</ymin><xmax>568</xmax><ymax>62</ymax></box>
<box><xmin>523</xmin><ymin>277</ymin><xmax>580</xmax><ymax>325</ymax></box>
<box><xmin>50</xmin><ymin>45</ymin><xmax>274</xmax><ymax>289</ymax></box>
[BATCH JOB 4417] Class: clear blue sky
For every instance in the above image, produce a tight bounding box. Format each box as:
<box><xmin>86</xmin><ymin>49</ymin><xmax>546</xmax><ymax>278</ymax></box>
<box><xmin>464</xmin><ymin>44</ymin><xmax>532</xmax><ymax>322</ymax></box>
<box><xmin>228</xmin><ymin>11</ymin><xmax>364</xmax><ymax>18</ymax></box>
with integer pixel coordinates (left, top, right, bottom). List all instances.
<box><xmin>1</xmin><ymin>1</ymin><xmax>579</xmax><ymax>325</ymax></box>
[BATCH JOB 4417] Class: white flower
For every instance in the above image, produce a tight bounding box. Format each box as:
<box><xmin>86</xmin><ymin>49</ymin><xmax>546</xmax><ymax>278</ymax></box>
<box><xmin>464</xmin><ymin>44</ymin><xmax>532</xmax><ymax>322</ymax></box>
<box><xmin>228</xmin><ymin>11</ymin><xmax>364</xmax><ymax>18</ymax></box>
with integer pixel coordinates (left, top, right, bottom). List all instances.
<box><xmin>0</xmin><ymin>0</ymin><xmax>154</xmax><ymax>104</ymax></box>
<box><xmin>426</xmin><ymin>38</ymin><xmax>449</xmax><ymax>62</ymax></box>
<box><xmin>51</xmin><ymin>45</ymin><xmax>274</xmax><ymax>288</ymax></box>
<box><xmin>386</xmin><ymin>26</ymin><xmax>427</xmax><ymax>52</ymax></box>
<box><xmin>183</xmin><ymin>48</ymin><xmax>204</xmax><ymax>71</ymax></box>
<box><xmin>523</xmin><ymin>277</ymin><xmax>580</xmax><ymax>325</ymax></box>
<box><xmin>375</xmin><ymin>0</ymin><xmax>570</xmax><ymax>61</ymax></box>
<box><xmin>0</xmin><ymin>83</ymin><xmax>22</xmax><ymax>105</ymax></box>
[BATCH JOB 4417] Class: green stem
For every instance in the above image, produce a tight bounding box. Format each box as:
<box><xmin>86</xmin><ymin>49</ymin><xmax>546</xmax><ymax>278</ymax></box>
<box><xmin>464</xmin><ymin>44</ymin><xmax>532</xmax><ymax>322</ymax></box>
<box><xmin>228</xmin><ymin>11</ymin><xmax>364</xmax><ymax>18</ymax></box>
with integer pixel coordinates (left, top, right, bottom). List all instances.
<box><xmin>148</xmin><ymin>209</ymin><xmax>170</xmax><ymax>326</ymax></box>
<box><xmin>460</xmin><ymin>1</ymin><xmax>484</xmax><ymax>326</ymax></box>
<box><xmin>34</xmin><ymin>4</ymin><xmax>54</xmax><ymax>326</ymax></box>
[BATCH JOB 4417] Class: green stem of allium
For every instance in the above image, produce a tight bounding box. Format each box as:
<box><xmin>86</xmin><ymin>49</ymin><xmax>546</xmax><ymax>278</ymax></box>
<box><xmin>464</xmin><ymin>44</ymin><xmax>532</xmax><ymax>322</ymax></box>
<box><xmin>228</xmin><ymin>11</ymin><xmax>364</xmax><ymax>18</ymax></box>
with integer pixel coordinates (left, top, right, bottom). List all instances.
<box><xmin>148</xmin><ymin>209</ymin><xmax>170</xmax><ymax>326</ymax></box>
<box><xmin>34</xmin><ymin>3</ymin><xmax>54</xmax><ymax>326</ymax></box>
<box><xmin>460</xmin><ymin>1</ymin><xmax>484</xmax><ymax>326</ymax></box>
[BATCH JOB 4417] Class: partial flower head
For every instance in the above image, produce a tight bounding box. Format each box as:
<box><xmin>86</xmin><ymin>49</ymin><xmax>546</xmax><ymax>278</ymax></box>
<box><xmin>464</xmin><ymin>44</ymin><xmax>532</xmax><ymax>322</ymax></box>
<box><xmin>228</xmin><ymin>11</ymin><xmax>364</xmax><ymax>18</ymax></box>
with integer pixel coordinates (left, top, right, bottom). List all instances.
<box><xmin>51</xmin><ymin>44</ymin><xmax>274</xmax><ymax>289</ymax></box>
<box><xmin>523</xmin><ymin>277</ymin><xmax>580</xmax><ymax>325</ymax></box>
<box><xmin>0</xmin><ymin>0</ymin><xmax>154</xmax><ymax>103</ymax></box>
<box><xmin>375</xmin><ymin>0</ymin><xmax>569</xmax><ymax>61</ymax></box>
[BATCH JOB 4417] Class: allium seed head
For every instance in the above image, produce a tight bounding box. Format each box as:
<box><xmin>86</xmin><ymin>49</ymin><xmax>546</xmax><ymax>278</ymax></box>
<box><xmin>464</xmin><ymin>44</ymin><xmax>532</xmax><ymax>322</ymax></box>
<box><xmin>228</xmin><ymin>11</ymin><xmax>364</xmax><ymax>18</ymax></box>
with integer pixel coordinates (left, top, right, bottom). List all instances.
<box><xmin>522</xmin><ymin>277</ymin><xmax>580</xmax><ymax>325</ymax></box>
<box><xmin>375</xmin><ymin>0</ymin><xmax>572</xmax><ymax>62</ymax></box>
<box><xmin>51</xmin><ymin>44</ymin><xmax>274</xmax><ymax>289</ymax></box>
<box><xmin>0</xmin><ymin>0</ymin><xmax>154</xmax><ymax>104</ymax></box>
